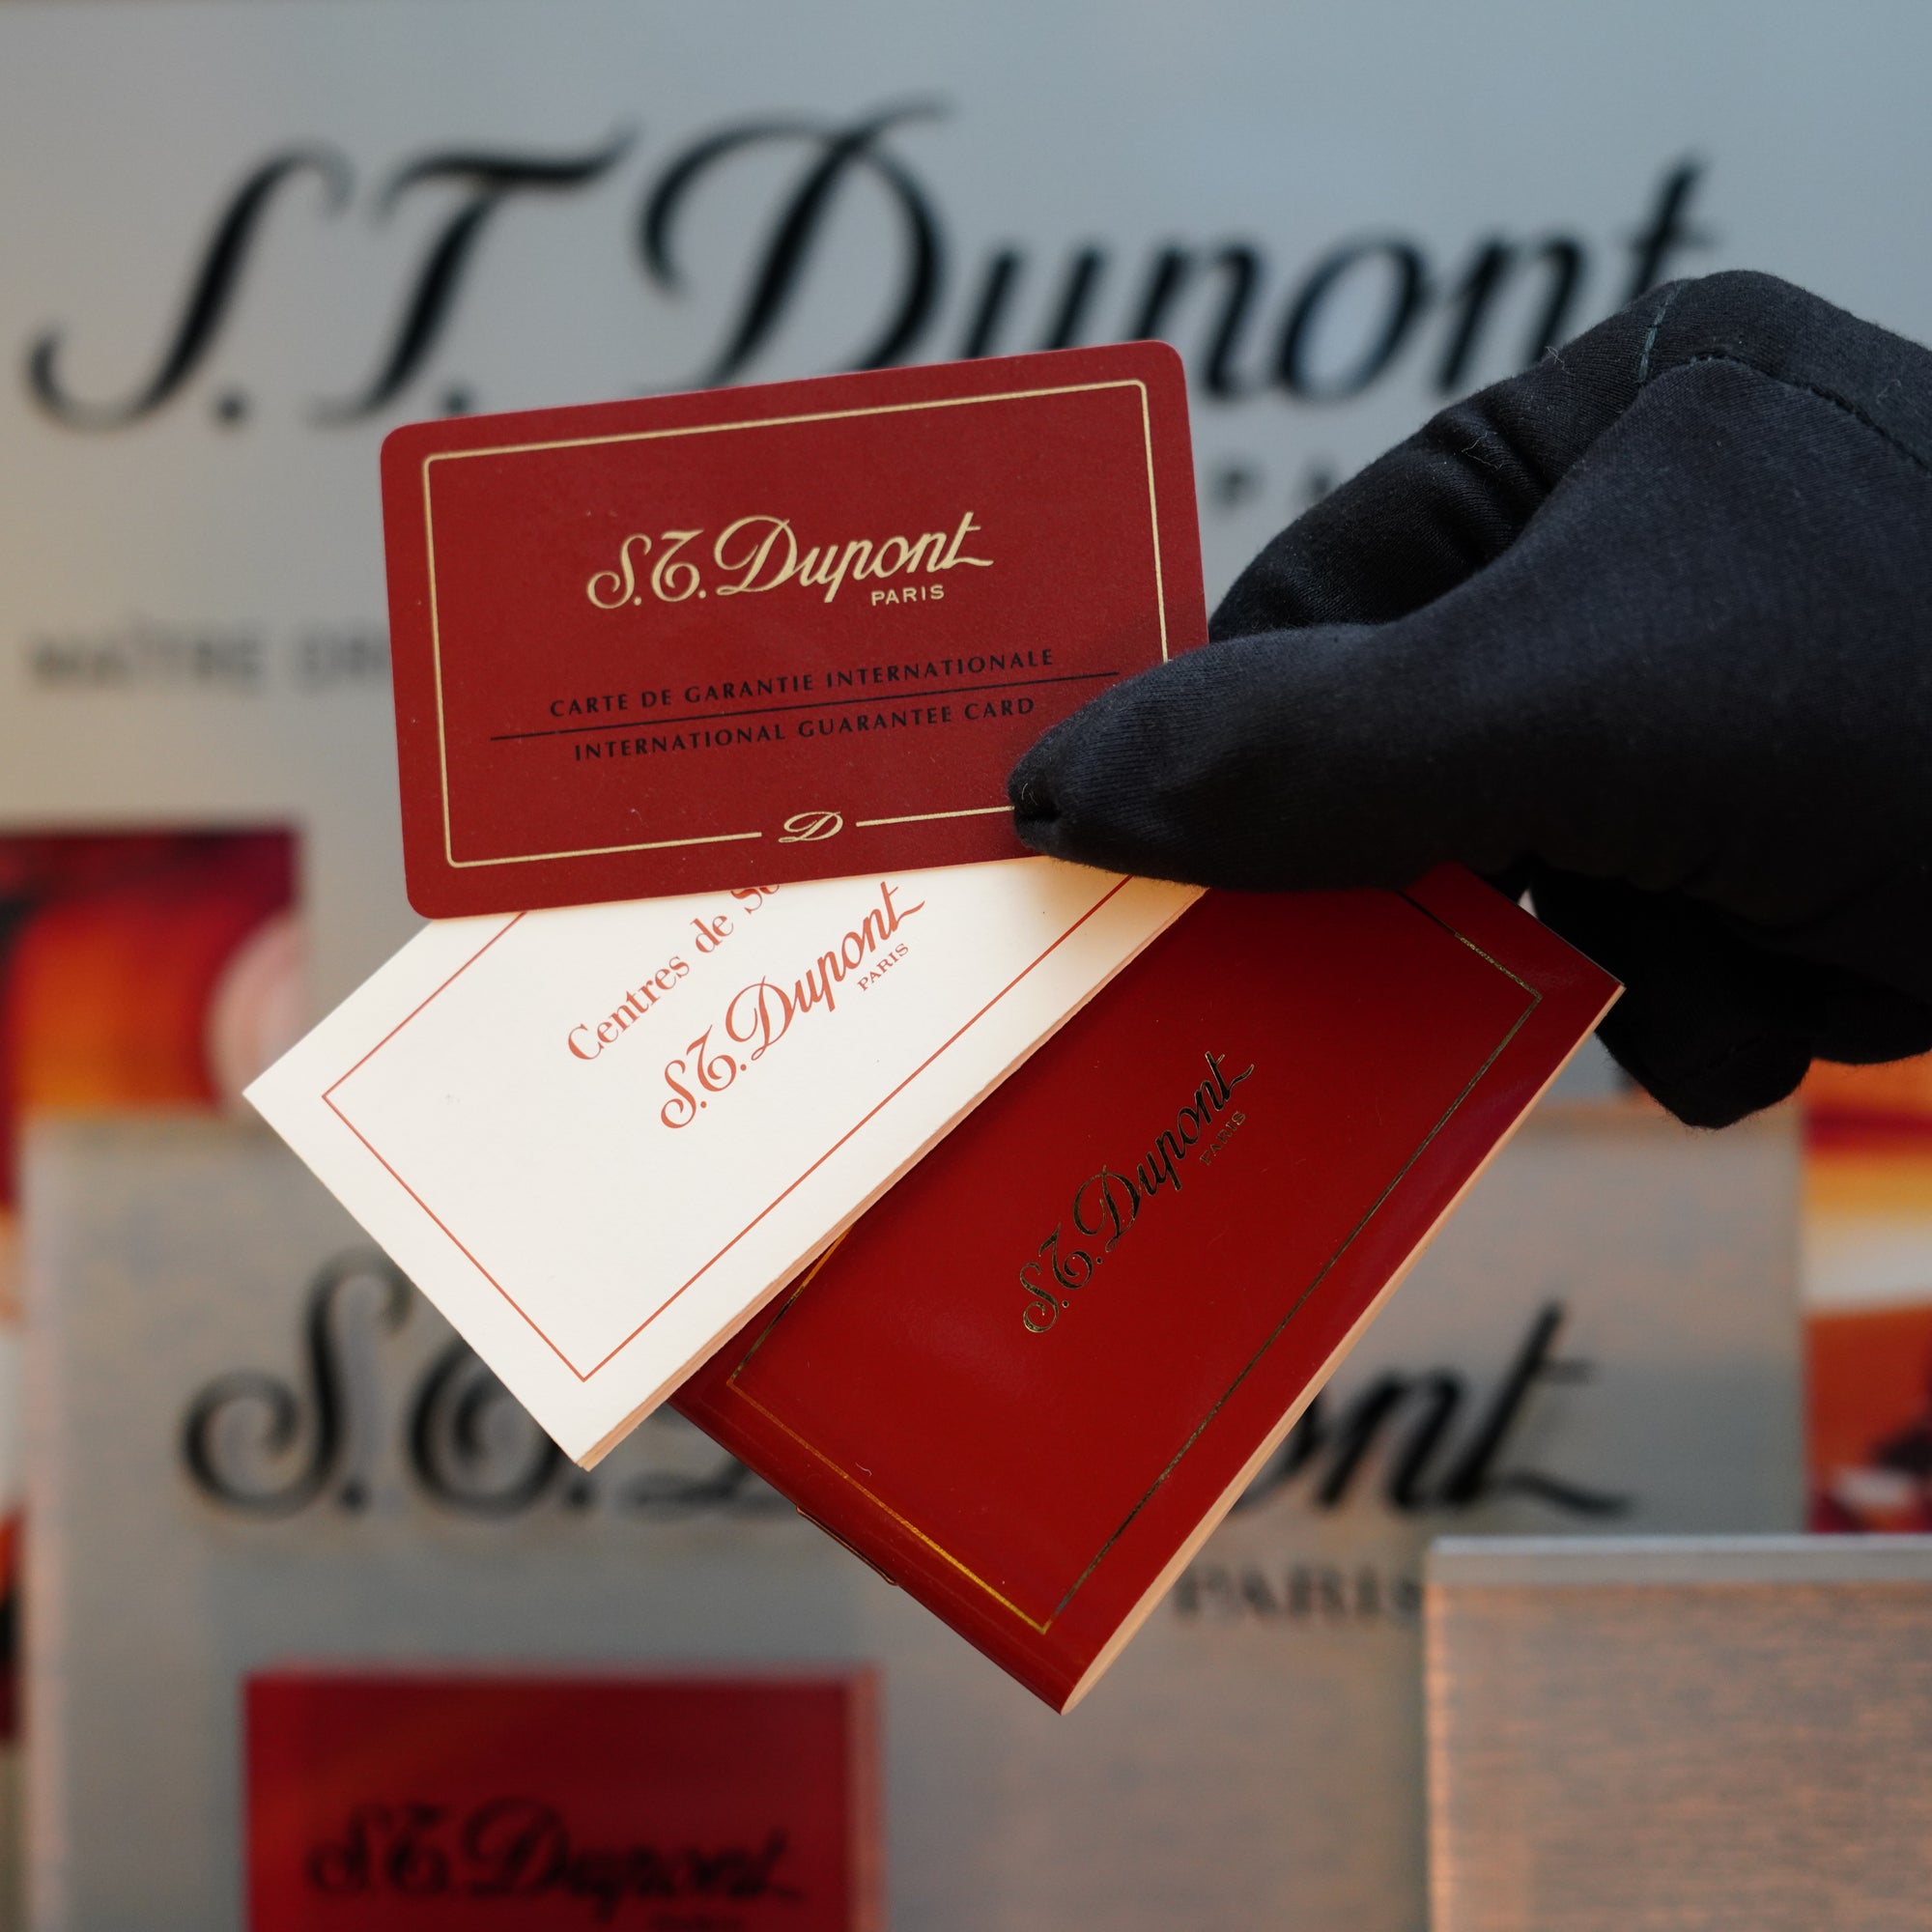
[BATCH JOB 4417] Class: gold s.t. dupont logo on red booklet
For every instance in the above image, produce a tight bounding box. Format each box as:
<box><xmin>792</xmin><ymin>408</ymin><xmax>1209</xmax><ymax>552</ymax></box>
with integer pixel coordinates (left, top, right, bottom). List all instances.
<box><xmin>1020</xmin><ymin>1049</ymin><xmax>1253</xmax><ymax>1335</ymax></box>
<box><xmin>586</xmin><ymin>511</ymin><xmax>991</xmax><ymax>611</ymax></box>
<box><xmin>382</xmin><ymin>341</ymin><xmax>1205</xmax><ymax>916</ymax></box>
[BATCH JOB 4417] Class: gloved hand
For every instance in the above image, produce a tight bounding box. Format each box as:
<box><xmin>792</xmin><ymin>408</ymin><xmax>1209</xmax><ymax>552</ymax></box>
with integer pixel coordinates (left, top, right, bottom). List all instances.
<box><xmin>1009</xmin><ymin>271</ymin><xmax>1932</xmax><ymax>1127</ymax></box>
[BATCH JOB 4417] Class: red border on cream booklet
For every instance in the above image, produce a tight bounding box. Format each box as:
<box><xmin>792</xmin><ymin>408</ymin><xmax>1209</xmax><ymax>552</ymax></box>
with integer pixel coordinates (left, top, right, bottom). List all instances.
<box><xmin>321</xmin><ymin>876</ymin><xmax>1136</xmax><ymax>1381</ymax></box>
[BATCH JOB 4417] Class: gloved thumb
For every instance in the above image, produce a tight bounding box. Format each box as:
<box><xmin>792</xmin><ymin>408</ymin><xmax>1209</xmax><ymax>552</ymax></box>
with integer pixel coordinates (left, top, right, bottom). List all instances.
<box><xmin>1008</xmin><ymin>615</ymin><xmax>1518</xmax><ymax>891</ymax></box>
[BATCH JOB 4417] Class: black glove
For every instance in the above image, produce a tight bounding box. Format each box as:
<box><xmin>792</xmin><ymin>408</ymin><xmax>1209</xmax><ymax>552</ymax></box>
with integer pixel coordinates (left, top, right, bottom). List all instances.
<box><xmin>1009</xmin><ymin>270</ymin><xmax>1932</xmax><ymax>1127</ymax></box>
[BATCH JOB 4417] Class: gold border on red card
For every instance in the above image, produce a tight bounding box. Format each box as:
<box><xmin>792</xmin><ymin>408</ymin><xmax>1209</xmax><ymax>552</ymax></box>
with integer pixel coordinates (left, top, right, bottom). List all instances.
<box><xmin>420</xmin><ymin>379</ymin><xmax>1169</xmax><ymax>871</ymax></box>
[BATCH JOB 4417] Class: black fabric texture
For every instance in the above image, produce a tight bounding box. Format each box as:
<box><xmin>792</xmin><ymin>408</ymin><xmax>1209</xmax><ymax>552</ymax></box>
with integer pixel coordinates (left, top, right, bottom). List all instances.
<box><xmin>1008</xmin><ymin>271</ymin><xmax>1932</xmax><ymax>1128</ymax></box>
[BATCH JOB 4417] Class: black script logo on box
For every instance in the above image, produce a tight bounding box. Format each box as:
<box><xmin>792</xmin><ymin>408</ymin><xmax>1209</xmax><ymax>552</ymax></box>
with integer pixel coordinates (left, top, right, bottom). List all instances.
<box><xmin>180</xmin><ymin>1260</ymin><xmax>1630</xmax><ymax>1537</ymax></box>
<box><xmin>179</xmin><ymin>1250</ymin><xmax>788</xmax><ymax>1522</ymax></box>
<box><xmin>1231</xmin><ymin>1303</ymin><xmax>1632</xmax><ymax>1521</ymax></box>
<box><xmin>1173</xmin><ymin>1304</ymin><xmax>1634</xmax><ymax>1629</ymax></box>
<box><xmin>307</xmin><ymin>1803</ymin><xmax>804</xmax><ymax>1917</ymax></box>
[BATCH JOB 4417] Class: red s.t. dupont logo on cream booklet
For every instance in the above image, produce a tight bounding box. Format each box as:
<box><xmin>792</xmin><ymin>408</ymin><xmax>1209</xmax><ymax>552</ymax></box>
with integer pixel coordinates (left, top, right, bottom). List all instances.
<box><xmin>383</xmin><ymin>341</ymin><xmax>1201</xmax><ymax>917</ymax></box>
<box><xmin>245</xmin><ymin>861</ymin><xmax>1199</xmax><ymax>1465</ymax></box>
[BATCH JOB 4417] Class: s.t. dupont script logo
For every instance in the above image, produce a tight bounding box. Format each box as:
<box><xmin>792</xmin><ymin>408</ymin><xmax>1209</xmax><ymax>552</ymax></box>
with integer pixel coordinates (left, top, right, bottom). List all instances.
<box><xmin>177</xmin><ymin>1249</ymin><xmax>1625</xmax><ymax>1545</ymax></box>
<box><xmin>21</xmin><ymin>101</ymin><xmax>1711</xmax><ymax>467</ymax></box>
<box><xmin>180</xmin><ymin>1250</ymin><xmax>786</xmax><ymax>1521</ymax></box>
<box><xmin>586</xmin><ymin>512</ymin><xmax>990</xmax><ymax>611</ymax></box>
<box><xmin>660</xmin><ymin>879</ymin><xmax>923</xmax><ymax>1130</ymax></box>
<box><xmin>306</xmin><ymin>1804</ymin><xmax>802</xmax><ymax>1920</ymax></box>
<box><xmin>1020</xmin><ymin>1048</ymin><xmax>1252</xmax><ymax>1334</ymax></box>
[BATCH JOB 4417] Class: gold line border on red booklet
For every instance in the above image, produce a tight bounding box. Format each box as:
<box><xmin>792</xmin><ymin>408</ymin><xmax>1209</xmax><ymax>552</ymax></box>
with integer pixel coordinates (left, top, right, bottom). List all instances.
<box><xmin>318</xmin><ymin>875</ymin><xmax>1138</xmax><ymax>1384</ymax></box>
<box><xmin>419</xmin><ymin>379</ymin><xmax>1167</xmax><ymax>871</ymax></box>
<box><xmin>724</xmin><ymin>892</ymin><xmax>1543</xmax><ymax>1634</ymax></box>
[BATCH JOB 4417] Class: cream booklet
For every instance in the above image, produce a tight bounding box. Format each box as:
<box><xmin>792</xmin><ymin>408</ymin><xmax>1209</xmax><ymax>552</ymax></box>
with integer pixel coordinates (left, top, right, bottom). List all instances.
<box><xmin>246</xmin><ymin>860</ymin><xmax>1196</xmax><ymax>1464</ymax></box>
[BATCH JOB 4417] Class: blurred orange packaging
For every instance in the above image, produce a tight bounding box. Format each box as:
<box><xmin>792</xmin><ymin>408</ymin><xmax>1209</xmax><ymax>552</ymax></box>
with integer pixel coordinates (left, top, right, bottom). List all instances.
<box><xmin>0</xmin><ymin>830</ymin><xmax>297</xmax><ymax>1734</ymax></box>
<box><xmin>1802</xmin><ymin>1057</ymin><xmax>1932</xmax><ymax>1530</ymax></box>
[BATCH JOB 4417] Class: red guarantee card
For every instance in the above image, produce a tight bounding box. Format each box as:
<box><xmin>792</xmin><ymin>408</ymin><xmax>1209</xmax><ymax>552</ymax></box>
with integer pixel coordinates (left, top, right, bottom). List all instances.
<box><xmin>245</xmin><ymin>1670</ymin><xmax>880</xmax><ymax>1930</ymax></box>
<box><xmin>382</xmin><ymin>343</ymin><xmax>1205</xmax><ymax>916</ymax></box>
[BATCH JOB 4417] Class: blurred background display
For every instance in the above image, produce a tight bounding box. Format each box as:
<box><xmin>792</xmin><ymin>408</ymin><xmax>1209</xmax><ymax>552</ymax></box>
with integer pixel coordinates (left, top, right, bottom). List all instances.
<box><xmin>24</xmin><ymin>1108</ymin><xmax>1796</xmax><ymax>1931</ymax></box>
<box><xmin>0</xmin><ymin>3</ymin><xmax>1928</xmax><ymax>1928</ymax></box>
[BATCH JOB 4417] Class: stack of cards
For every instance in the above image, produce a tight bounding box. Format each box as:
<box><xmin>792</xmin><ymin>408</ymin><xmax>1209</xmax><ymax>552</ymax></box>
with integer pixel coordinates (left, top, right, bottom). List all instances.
<box><xmin>247</xmin><ymin>343</ymin><xmax>1617</xmax><ymax>1705</ymax></box>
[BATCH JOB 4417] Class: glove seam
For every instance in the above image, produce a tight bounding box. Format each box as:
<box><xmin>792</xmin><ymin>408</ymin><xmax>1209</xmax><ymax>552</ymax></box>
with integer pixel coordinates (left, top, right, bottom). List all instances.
<box><xmin>1656</xmin><ymin>351</ymin><xmax>1932</xmax><ymax>484</ymax></box>
<box><xmin>1634</xmin><ymin>282</ymin><xmax>1685</xmax><ymax>385</ymax></box>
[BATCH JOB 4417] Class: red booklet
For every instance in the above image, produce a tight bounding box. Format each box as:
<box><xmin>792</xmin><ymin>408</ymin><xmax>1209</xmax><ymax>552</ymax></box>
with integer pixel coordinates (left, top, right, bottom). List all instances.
<box><xmin>382</xmin><ymin>343</ymin><xmax>1200</xmax><ymax>916</ymax></box>
<box><xmin>246</xmin><ymin>1670</ymin><xmax>878</xmax><ymax>1929</ymax></box>
<box><xmin>675</xmin><ymin>870</ymin><xmax>1618</xmax><ymax>1711</ymax></box>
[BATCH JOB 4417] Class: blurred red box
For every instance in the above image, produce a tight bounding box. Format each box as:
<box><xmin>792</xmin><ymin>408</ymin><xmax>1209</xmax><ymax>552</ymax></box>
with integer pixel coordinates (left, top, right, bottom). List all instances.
<box><xmin>245</xmin><ymin>1670</ymin><xmax>879</xmax><ymax>1930</ymax></box>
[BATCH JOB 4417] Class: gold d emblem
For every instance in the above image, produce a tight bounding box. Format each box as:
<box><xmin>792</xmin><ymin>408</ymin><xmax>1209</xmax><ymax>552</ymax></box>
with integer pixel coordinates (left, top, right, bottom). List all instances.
<box><xmin>779</xmin><ymin>810</ymin><xmax>844</xmax><ymax>842</ymax></box>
